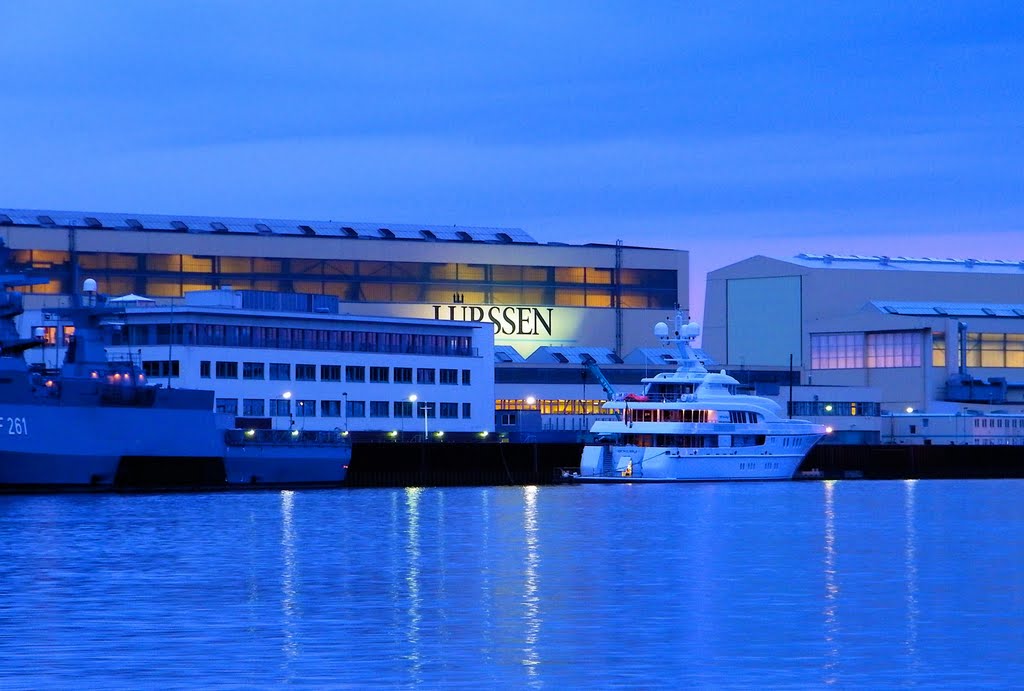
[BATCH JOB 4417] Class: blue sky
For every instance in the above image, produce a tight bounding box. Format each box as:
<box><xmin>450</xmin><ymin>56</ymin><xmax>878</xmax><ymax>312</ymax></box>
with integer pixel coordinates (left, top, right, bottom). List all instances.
<box><xmin>1</xmin><ymin>1</ymin><xmax>1021</xmax><ymax>316</ymax></box>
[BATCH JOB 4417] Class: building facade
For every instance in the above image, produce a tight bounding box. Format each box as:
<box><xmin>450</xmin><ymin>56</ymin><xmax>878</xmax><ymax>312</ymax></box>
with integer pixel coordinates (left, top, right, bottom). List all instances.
<box><xmin>28</xmin><ymin>288</ymin><xmax>495</xmax><ymax>438</ymax></box>
<box><xmin>704</xmin><ymin>254</ymin><xmax>1024</xmax><ymax>429</ymax></box>
<box><xmin>1</xmin><ymin>208</ymin><xmax>688</xmax><ymax>357</ymax></box>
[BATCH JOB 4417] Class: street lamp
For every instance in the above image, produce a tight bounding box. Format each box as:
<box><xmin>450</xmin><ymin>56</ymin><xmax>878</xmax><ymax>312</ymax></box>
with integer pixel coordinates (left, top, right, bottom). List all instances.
<box><xmin>282</xmin><ymin>391</ymin><xmax>295</xmax><ymax>430</ymax></box>
<box><xmin>409</xmin><ymin>393</ymin><xmax>427</xmax><ymax>440</ymax></box>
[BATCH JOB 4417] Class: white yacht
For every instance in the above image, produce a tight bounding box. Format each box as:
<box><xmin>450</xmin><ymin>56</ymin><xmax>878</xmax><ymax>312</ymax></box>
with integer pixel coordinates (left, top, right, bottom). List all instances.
<box><xmin>578</xmin><ymin>311</ymin><xmax>826</xmax><ymax>482</ymax></box>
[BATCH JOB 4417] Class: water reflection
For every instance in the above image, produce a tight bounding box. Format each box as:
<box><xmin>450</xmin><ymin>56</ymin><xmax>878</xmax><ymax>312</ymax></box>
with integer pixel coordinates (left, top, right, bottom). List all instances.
<box><xmin>522</xmin><ymin>485</ymin><xmax>541</xmax><ymax>680</ymax></box>
<box><xmin>904</xmin><ymin>480</ymin><xmax>920</xmax><ymax>676</ymax></box>
<box><xmin>822</xmin><ymin>480</ymin><xmax>839</xmax><ymax>685</ymax></box>
<box><xmin>404</xmin><ymin>487</ymin><xmax>423</xmax><ymax>684</ymax></box>
<box><xmin>279</xmin><ymin>490</ymin><xmax>299</xmax><ymax>675</ymax></box>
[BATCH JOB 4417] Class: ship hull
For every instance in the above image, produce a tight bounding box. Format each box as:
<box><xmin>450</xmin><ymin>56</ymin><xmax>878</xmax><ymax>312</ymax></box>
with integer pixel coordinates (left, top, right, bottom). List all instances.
<box><xmin>578</xmin><ymin>444</ymin><xmax>812</xmax><ymax>482</ymax></box>
<box><xmin>0</xmin><ymin>404</ymin><xmax>350</xmax><ymax>489</ymax></box>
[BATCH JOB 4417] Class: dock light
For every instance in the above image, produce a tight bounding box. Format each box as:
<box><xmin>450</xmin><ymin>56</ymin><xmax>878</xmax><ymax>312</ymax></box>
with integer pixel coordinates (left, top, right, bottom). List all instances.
<box><xmin>824</xmin><ymin>404</ymin><xmax>833</xmax><ymax>412</ymax></box>
<box><xmin>825</xmin><ymin>426</ymin><xmax>834</xmax><ymax>434</ymax></box>
<box><xmin>436</xmin><ymin>431</ymin><xmax>444</xmax><ymax>438</ymax></box>
<box><xmin>90</xmin><ymin>371</ymin><xmax>98</xmax><ymax>378</ymax></box>
<box><xmin>290</xmin><ymin>429</ymin><xmax>300</xmax><ymax>438</ymax></box>
<box><xmin>480</xmin><ymin>431</ymin><xmax>489</xmax><ymax>438</ymax></box>
<box><xmin>341</xmin><ymin>430</ymin><xmax>349</xmax><ymax>437</ymax></box>
<box><xmin>526</xmin><ymin>396</ymin><xmax>536</xmax><ymax>406</ymax></box>
<box><xmin>245</xmin><ymin>429</ymin><xmax>255</xmax><ymax>438</ymax></box>
<box><xmin>45</xmin><ymin>380</ymin><xmax>53</xmax><ymax>388</ymax></box>
<box><xmin>906</xmin><ymin>407</ymin><xmax>914</xmax><ymax>414</ymax></box>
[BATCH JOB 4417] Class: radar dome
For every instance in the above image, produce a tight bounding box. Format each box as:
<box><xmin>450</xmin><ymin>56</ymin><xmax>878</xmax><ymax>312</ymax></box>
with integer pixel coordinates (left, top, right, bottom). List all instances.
<box><xmin>654</xmin><ymin>322</ymin><xmax>669</xmax><ymax>339</ymax></box>
<box><xmin>82</xmin><ymin>278</ymin><xmax>97</xmax><ymax>293</ymax></box>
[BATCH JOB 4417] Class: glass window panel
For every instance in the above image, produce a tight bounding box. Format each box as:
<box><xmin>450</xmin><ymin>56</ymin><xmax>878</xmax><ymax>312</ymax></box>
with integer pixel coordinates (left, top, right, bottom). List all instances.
<box><xmin>522</xmin><ymin>266</ymin><xmax>548</xmax><ymax>282</ymax></box>
<box><xmin>456</xmin><ymin>264</ymin><xmax>485</xmax><ymax>281</ymax></box>
<box><xmin>554</xmin><ymin>288</ymin><xmax>586</xmax><ymax>306</ymax></box>
<box><xmin>252</xmin><ymin>258</ymin><xmax>282</xmax><ymax>273</ymax></box>
<box><xmin>182</xmin><ymin>256</ymin><xmax>213</xmax><ymax>272</ymax></box>
<box><xmin>358</xmin><ymin>261</ymin><xmax>390</xmax><ymax>277</ymax></box>
<box><xmin>323</xmin><ymin>260</ymin><xmax>355</xmax><ymax>277</ymax></box>
<box><xmin>147</xmin><ymin>255</ymin><xmax>182</xmax><ymax>271</ymax></box>
<box><xmin>490</xmin><ymin>265</ymin><xmax>522</xmax><ymax>282</ymax></box>
<box><xmin>220</xmin><ymin>257</ymin><xmax>252</xmax><ymax>272</ymax></box>
<box><xmin>390</xmin><ymin>284</ymin><xmax>421</xmax><ymax>302</ymax></box>
<box><xmin>586</xmin><ymin>289</ymin><xmax>612</xmax><ymax>307</ymax></box>
<box><xmin>359</xmin><ymin>283</ymin><xmax>390</xmax><ymax>301</ymax></box>
<box><xmin>429</xmin><ymin>264</ymin><xmax>458</xmax><ymax>280</ymax></box>
<box><xmin>144</xmin><ymin>279</ymin><xmax>182</xmax><ymax>297</ymax></box>
<box><xmin>554</xmin><ymin>267</ymin><xmax>585</xmax><ymax>283</ymax></box>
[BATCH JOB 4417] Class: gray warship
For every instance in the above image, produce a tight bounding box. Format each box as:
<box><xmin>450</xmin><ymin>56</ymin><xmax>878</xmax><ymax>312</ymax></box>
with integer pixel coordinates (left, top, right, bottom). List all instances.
<box><xmin>0</xmin><ymin>247</ymin><xmax>350</xmax><ymax>489</ymax></box>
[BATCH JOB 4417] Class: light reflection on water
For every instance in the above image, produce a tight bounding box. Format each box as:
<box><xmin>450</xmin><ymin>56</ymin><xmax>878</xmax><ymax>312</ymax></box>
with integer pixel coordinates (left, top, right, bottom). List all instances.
<box><xmin>1</xmin><ymin>480</ymin><xmax>1023</xmax><ymax>688</ymax></box>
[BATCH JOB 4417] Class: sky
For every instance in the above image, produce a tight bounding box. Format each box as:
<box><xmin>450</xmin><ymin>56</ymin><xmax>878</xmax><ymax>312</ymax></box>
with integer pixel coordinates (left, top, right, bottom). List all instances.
<box><xmin>1</xmin><ymin>1</ymin><xmax>1022</xmax><ymax>318</ymax></box>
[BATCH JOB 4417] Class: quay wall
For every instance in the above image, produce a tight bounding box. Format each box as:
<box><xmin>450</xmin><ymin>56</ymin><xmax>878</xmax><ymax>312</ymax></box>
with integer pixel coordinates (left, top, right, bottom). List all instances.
<box><xmin>345</xmin><ymin>442</ymin><xmax>1024</xmax><ymax>487</ymax></box>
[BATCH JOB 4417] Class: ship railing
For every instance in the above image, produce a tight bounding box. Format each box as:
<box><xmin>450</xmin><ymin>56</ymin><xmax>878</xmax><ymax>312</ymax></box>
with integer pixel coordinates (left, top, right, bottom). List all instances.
<box><xmin>225</xmin><ymin>428</ymin><xmax>350</xmax><ymax>446</ymax></box>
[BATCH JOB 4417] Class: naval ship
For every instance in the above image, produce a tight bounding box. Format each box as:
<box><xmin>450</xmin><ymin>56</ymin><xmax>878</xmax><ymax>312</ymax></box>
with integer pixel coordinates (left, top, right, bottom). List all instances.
<box><xmin>0</xmin><ymin>245</ymin><xmax>350</xmax><ymax>489</ymax></box>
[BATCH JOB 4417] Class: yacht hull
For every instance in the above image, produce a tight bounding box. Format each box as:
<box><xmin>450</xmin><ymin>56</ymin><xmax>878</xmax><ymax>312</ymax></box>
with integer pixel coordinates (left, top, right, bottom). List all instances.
<box><xmin>578</xmin><ymin>444</ymin><xmax>810</xmax><ymax>482</ymax></box>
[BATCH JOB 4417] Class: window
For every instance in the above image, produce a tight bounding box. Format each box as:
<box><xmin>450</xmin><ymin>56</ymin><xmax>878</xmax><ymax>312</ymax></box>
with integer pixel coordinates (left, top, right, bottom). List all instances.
<box><xmin>463</xmin><ymin>402</ymin><xmax>472</xmax><ymax>418</ymax></box>
<box><xmin>142</xmin><ymin>360</ymin><xmax>180</xmax><ymax>378</ymax></box>
<box><xmin>269</xmin><ymin>399</ymin><xmax>291</xmax><ymax>417</ymax></box>
<box><xmin>346</xmin><ymin>365</ymin><xmax>366</xmax><ymax>382</ymax></box>
<box><xmin>394</xmin><ymin>400</ymin><xmax>413</xmax><ymax>418</ymax></box>
<box><xmin>321</xmin><ymin>400</ymin><xmax>342</xmax><ymax>417</ymax></box>
<box><xmin>462</xmin><ymin>369</ymin><xmax>471</xmax><ymax>385</ymax></box>
<box><xmin>370</xmin><ymin>400</ymin><xmax>389</xmax><ymax>417</ymax></box>
<box><xmin>370</xmin><ymin>366</ymin><xmax>389</xmax><ymax>383</ymax></box>
<box><xmin>866</xmin><ymin>332</ymin><xmax>922</xmax><ymax>368</ymax></box>
<box><xmin>440</xmin><ymin>402</ymin><xmax>458</xmax><ymax>418</ymax></box>
<box><xmin>321</xmin><ymin>364</ymin><xmax>342</xmax><ymax>382</ymax></box>
<box><xmin>216</xmin><ymin>398</ymin><xmax>238</xmax><ymax>415</ymax></box>
<box><xmin>346</xmin><ymin>400</ymin><xmax>366</xmax><ymax>418</ymax></box>
<box><xmin>296</xmin><ymin>364</ymin><xmax>316</xmax><ymax>381</ymax></box>
<box><xmin>269</xmin><ymin>363</ymin><xmax>290</xmax><ymax>380</ymax></box>
<box><xmin>200</xmin><ymin>360</ymin><xmax>211</xmax><ymax>378</ymax></box>
<box><xmin>394</xmin><ymin>367</ymin><xmax>413</xmax><ymax>384</ymax></box>
<box><xmin>242</xmin><ymin>362</ymin><xmax>265</xmax><ymax>380</ymax></box>
<box><xmin>215</xmin><ymin>361</ymin><xmax>238</xmax><ymax>379</ymax></box>
<box><xmin>295</xmin><ymin>400</ymin><xmax>316</xmax><ymax>417</ymax></box>
<box><xmin>243</xmin><ymin>399</ymin><xmax>265</xmax><ymax>416</ymax></box>
<box><xmin>416</xmin><ymin>368</ymin><xmax>435</xmax><ymax>384</ymax></box>
<box><xmin>440</xmin><ymin>368</ymin><xmax>458</xmax><ymax>385</ymax></box>
<box><xmin>810</xmin><ymin>333</ymin><xmax>864</xmax><ymax>370</ymax></box>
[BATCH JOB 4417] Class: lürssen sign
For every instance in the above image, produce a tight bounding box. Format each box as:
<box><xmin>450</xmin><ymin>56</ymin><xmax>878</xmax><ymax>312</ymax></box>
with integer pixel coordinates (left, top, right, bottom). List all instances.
<box><xmin>432</xmin><ymin>304</ymin><xmax>553</xmax><ymax>336</ymax></box>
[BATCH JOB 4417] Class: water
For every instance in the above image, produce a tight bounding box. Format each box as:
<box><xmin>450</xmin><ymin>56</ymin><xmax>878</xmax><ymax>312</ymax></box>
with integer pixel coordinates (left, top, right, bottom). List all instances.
<box><xmin>1</xmin><ymin>480</ymin><xmax>1022</xmax><ymax>689</ymax></box>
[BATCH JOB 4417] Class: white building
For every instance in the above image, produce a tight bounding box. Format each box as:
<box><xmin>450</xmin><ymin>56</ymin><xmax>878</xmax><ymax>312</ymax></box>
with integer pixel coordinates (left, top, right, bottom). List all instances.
<box><xmin>30</xmin><ymin>288</ymin><xmax>495</xmax><ymax>439</ymax></box>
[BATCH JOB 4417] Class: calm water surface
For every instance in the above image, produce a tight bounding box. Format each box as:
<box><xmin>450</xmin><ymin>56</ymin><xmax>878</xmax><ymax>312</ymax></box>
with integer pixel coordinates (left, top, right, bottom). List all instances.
<box><xmin>2</xmin><ymin>480</ymin><xmax>1023</xmax><ymax>689</ymax></box>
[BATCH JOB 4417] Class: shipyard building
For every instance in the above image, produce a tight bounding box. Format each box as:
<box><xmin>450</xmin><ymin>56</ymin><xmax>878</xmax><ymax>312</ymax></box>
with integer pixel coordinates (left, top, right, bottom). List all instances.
<box><xmin>1</xmin><ymin>207</ymin><xmax>687</xmax><ymax>435</ymax></box>
<box><xmin>0</xmin><ymin>208</ymin><xmax>687</xmax><ymax>355</ymax></box>
<box><xmin>703</xmin><ymin>254</ymin><xmax>1024</xmax><ymax>444</ymax></box>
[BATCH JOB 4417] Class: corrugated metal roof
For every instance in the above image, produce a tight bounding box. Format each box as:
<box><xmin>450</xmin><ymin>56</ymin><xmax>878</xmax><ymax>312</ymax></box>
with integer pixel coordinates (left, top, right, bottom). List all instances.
<box><xmin>870</xmin><ymin>301</ymin><xmax>1024</xmax><ymax>318</ymax></box>
<box><xmin>788</xmin><ymin>253</ymin><xmax>1024</xmax><ymax>275</ymax></box>
<box><xmin>0</xmin><ymin>207</ymin><xmax>536</xmax><ymax>244</ymax></box>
